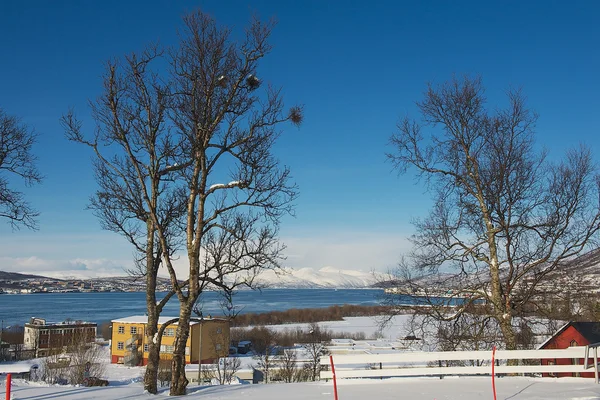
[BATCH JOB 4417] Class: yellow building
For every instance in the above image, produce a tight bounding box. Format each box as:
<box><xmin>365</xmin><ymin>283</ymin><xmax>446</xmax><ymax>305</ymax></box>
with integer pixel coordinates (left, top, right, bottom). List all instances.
<box><xmin>110</xmin><ymin>315</ymin><xmax>230</xmax><ymax>366</ymax></box>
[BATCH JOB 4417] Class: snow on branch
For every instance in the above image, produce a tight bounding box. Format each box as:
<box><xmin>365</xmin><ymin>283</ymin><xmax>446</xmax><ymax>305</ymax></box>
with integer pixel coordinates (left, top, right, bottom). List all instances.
<box><xmin>209</xmin><ymin>181</ymin><xmax>244</xmax><ymax>192</ymax></box>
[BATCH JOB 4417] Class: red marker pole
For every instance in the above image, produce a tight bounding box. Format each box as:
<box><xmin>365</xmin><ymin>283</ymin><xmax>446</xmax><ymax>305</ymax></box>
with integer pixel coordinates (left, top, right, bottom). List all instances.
<box><xmin>491</xmin><ymin>346</ymin><xmax>497</xmax><ymax>400</ymax></box>
<box><xmin>329</xmin><ymin>355</ymin><xmax>339</xmax><ymax>400</ymax></box>
<box><xmin>5</xmin><ymin>373</ymin><xmax>11</xmax><ymax>400</ymax></box>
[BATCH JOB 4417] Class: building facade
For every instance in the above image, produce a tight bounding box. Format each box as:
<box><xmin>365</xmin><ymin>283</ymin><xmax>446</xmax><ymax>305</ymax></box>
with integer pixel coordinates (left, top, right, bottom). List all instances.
<box><xmin>110</xmin><ymin>315</ymin><xmax>230</xmax><ymax>366</ymax></box>
<box><xmin>539</xmin><ymin>321</ymin><xmax>600</xmax><ymax>378</ymax></box>
<box><xmin>24</xmin><ymin>317</ymin><xmax>97</xmax><ymax>357</ymax></box>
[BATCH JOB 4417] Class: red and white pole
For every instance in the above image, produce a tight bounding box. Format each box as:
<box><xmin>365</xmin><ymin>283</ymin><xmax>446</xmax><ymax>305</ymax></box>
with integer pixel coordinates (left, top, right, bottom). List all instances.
<box><xmin>329</xmin><ymin>355</ymin><xmax>339</xmax><ymax>400</ymax></box>
<box><xmin>5</xmin><ymin>373</ymin><xmax>11</xmax><ymax>400</ymax></box>
<box><xmin>491</xmin><ymin>346</ymin><xmax>497</xmax><ymax>400</ymax></box>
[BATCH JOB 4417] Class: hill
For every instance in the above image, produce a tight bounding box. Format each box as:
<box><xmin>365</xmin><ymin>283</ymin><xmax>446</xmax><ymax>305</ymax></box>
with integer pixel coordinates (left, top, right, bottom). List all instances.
<box><xmin>0</xmin><ymin>270</ymin><xmax>56</xmax><ymax>281</ymax></box>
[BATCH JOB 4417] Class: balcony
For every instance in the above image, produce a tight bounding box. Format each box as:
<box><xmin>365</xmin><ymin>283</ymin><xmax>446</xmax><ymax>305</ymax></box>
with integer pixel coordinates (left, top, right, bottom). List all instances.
<box><xmin>125</xmin><ymin>334</ymin><xmax>141</xmax><ymax>350</ymax></box>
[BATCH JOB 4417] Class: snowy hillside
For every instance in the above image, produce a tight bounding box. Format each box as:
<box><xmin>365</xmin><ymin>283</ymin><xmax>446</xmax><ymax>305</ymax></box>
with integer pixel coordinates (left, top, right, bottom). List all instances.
<box><xmin>254</xmin><ymin>266</ymin><xmax>376</xmax><ymax>289</ymax></box>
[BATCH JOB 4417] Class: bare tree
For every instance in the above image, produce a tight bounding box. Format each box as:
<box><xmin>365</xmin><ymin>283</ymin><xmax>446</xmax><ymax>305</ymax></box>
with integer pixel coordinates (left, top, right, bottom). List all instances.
<box><xmin>41</xmin><ymin>349</ymin><xmax>70</xmax><ymax>385</ymax></box>
<box><xmin>275</xmin><ymin>348</ymin><xmax>299</xmax><ymax>383</ymax></box>
<box><xmin>253</xmin><ymin>326</ymin><xmax>278</xmax><ymax>384</ymax></box>
<box><xmin>302</xmin><ymin>323</ymin><xmax>329</xmax><ymax>381</ymax></box>
<box><xmin>203</xmin><ymin>356</ymin><xmax>242</xmax><ymax>385</ymax></box>
<box><xmin>163</xmin><ymin>12</ymin><xmax>300</xmax><ymax>395</ymax></box>
<box><xmin>204</xmin><ymin>328</ymin><xmax>240</xmax><ymax>385</ymax></box>
<box><xmin>62</xmin><ymin>44</ymin><xmax>185</xmax><ymax>394</ymax></box>
<box><xmin>65</xmin><ymin>9</ymin><xmax>300</xmax><ymax>395</ymax></box>
<box><xmin>157</xmin><ymin>357</ymin><xmax>172</xmax><ymax>388</ymax></box>
<box><xmin>66</xmin><ymin>332</ymin><xmax>106</xmax><ymax>385</ymax></box>
<box><xmin>385</xmin><ymin>76</ymin><xmax>600</xmax><ymax>351</ymax></box>
<box><xmin>0</xmin><ymin>108</ymin><xmax>42</xmax><ymax>229</ymax></box>
<box><xmin>40</xmin><ymin>332</ymin><xmax>105</xmax><ymax>386</ymax></box>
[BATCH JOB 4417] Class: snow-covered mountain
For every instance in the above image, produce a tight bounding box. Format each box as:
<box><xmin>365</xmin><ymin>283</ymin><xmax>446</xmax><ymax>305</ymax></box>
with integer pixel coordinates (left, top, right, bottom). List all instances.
<box><xmin>254</xmin><ymin>266</ymin><xmax>377</xmax><ymax>289</ymax></box>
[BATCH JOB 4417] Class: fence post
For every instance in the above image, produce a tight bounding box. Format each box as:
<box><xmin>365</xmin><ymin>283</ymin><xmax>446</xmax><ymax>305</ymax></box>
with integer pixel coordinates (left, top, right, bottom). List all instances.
<box><xmin>439</xmin><ymin>360</ymin><xmax>443</xmax><ymax>379</ymax></box>
<box><xmin>594</xmin><ymin>347</ymin><xmax>598</xmax><ymax>385</ymax></box>
<box><xmin>5</xmin><ymin>373</ymin><xmax>11</xmax><ymax>400</ymax></box>
<box><xmin>329</xmin><ymin>355</ymin><xmax>339</xmax><ymax>400</ymax></box>
<box><xmin>491</xmin><ymin>346</ymin><xmax>497</xmax><ymax>400</ymax></box>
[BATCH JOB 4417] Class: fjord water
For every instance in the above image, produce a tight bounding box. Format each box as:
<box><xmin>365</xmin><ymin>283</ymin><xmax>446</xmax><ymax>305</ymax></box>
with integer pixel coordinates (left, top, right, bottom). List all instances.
<box><xmin>0</xmin><ymin>289</ymin><xmax>383</xmax><ymax>327</ymax></box>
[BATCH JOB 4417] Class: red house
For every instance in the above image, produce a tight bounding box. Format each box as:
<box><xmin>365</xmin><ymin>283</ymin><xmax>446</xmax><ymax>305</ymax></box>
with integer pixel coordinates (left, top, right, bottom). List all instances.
<box><xmin>538</xmin><ymin>321</ymin><xmax>600</xmax><ymax>378</ymax></box>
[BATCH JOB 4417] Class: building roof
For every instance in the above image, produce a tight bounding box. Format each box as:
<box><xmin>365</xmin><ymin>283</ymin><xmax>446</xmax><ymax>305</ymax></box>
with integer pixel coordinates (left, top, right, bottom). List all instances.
<box><xmin>571</xmin><ymin>321</ymin><xmax>600</xmax><ymax>343</ymax></box>
<box><xmin>24</xmin><ymin>317</ymin><xmax>96</xmax><ymax>328</ymax></box>
<box><xmin>538</xmin><ymin>321</ymin><xmax>600</xmax><ymax>349</ymax></box>
<box><xmin>110</xmin><ymin>315</ymin><xmax>198</xmax><ymax>325</ymax></box>
<box><xmin>0</xmin><ymin>362</ymin><xmax>37</xmax><ymax>374</ymax></box>
<box><xmin>111</xmin><ymin>315</ymin><xmax>228</xmax><ymax>325</ymax></box>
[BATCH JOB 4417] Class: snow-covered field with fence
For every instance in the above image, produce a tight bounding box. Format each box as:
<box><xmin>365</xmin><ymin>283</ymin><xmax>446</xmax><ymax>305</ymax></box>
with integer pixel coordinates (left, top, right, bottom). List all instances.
<box><xmin>2</xmin><ymin>315</ymin><xmax>600</xmax><ymax>399</ymax></box>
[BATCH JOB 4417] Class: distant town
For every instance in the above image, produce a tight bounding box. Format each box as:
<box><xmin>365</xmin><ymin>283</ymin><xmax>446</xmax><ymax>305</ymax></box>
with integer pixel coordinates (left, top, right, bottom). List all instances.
<box><xmin>0</xmin><ymin>271</ymin><xmax>172</xmax><ymax>294</ymax></box>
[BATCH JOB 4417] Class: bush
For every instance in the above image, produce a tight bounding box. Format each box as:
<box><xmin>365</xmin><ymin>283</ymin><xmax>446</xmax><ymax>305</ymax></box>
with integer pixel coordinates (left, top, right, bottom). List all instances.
<box><xmin>158</xmin><ymin>358</ymin><xmax>172</xmax><ymax>387</ymax></box>
<box><xmin>40</xmin><ymin>333</ymin><xmax>106</xmax><ymax>386</ymax></box>
<box><xmin>232</xmin><ymin>304</ymin><xmax>391</xmax><ymax>327</ymax></box>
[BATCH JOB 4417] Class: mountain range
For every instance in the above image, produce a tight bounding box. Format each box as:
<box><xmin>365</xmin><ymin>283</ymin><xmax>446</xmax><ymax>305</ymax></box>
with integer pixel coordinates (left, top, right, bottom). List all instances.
<box><xmin>0</xmin><ymin>266</ymin><xmax>379</xmax><ymax>289</ymax></box>
<box><xmin>254</xmin><ymin>266</ymin><xmax>377</xmax><ymax>289</ymax></box>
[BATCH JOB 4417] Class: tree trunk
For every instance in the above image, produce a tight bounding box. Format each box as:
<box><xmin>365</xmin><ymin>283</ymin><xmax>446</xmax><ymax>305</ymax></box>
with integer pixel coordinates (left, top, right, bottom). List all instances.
<box><xmin>144</xmin><ymin>342</ymin><xmax>160</xmax><ymax>393</ymax></box>
<box><xmin>143</xmin><ymin>223</ymin><xmax>160</xmax><ymax>394</ymax></box>
<box><xmin>498</xmin><ymin>315</ymin><xmax>517</xmax><ymax>349</ymax></box>
<box><xmin>170</xmin><ymin>306</ymin><xmax>192</xmax><ymax>395</ymax></box>
<box><xmin>143</xmin><ymin>304</ymin><xmax>160</xmax><ymax>393</ymax></box>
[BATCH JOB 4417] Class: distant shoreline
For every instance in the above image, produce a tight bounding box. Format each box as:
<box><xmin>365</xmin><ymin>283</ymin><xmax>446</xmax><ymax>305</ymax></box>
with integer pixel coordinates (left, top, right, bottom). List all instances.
<box><xmin>0</xmin><ymin>288</ymin><xmax>386</xmax><ymax>328</ymax></box>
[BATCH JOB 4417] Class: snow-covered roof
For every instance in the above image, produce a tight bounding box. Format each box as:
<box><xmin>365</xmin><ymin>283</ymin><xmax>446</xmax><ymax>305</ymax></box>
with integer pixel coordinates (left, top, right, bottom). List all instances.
<box><xmin>0</xmin><ymin>362</ymin><xmax>36</xmax><ymax>374</ymax></box>
<box><xmin>331</xmin><ymin>338</ymin><xmax>355</xmax><ymax>345</ymax></box>
<box><xmin>111</xmin><ymin>316</ymin><xmax>198</xmax><ymax>325</ymax></box>
<box><xmin>110</xmin><ymin>315</ymin><xmax>226</xmax><ymax>325</ymax></box>
<box><xmin>25</xmin><ymin>317</ymin><xmax>96</xmax><ymax>328</ymax></box>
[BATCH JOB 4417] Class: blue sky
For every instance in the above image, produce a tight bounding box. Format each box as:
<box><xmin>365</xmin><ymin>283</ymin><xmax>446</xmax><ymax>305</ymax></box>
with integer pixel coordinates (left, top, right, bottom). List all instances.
<box><xmin>0</xmin><ymin>1</ymin><xmax>599</xmax><ymax>278</ymax></box>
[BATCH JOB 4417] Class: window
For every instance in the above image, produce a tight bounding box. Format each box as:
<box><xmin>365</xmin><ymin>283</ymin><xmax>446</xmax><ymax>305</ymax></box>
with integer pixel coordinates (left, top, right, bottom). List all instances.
<box><xmin>216</xmin><ymin>327</ymin><xmax>222</xmax><ymax>334</ymax></box>
<box><xmin>185</xmin><ymin>347</ymin><xmax>190</xmax><ymax>356</ymax></box>
<box><xmin>216</xmin><ymin>343</ymin><xmax>222</xmax><ymax>351</ymax></box>
<box><xmin>144</xmin><ymin>344</ymin><xmax>149</xmax><ymax>352</ymax></box>
<box><xmin>117</xmin><ymin>342</ymin><xmax>124</xmax><ymax>350</ymax></box>
<box><xmin>165</xmin><ymin>328</ymin><xmax>175</xmax><ymax>337</ymax></box>
<box><xmin>118</xmin><ymin>326</ymin><xmax>124</xmax><ymax>334</ymax></box>
<box><xmin>160</xmin><ymin>345</ymin><xmax>175</xmax><ymax>353</ymax></box>
<box><xmin>165</xmin><ymin>345</ymin><xmax>175</xmax><ymax>353</ymax></box>
<box><xmin>130</xmin><ymin>326</ymin><xmax>137</xmax><ymax>335</ymax></box>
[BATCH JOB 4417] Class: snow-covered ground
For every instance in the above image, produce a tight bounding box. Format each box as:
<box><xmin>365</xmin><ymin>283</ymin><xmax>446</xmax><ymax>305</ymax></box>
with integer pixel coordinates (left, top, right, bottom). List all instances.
<box><xmin>3</xmin><ymin>315</ymin><xmax>600</xmax><ymax>399</ymax></box>
<box><xmin>5</xmin><ymin>372</ymin><xmax>600</xmax><ymax>399</ymax></box>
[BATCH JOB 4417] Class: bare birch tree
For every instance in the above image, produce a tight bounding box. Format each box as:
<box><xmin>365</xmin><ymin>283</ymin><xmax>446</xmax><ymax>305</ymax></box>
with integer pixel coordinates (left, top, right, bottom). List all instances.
<box><xmin>62</xmin><ymin>45</ymin><xmax>185</xmax><ymax>394</ymax></box>
<box><xmin>0</xmin><ymin>108</ymin><xmax>42</xmax><ymax>229</ymax></box>
<box><xmin>384</xmin><ymin>76</ymin><xmax>600</xmax><ymax>350</ymax></box>
<box><xmin>163</xmin><ymin>12</ymin><xmax>300</xmax><ymax>395</ymax></box>
<box><xmin>65</xmin><ymin>9</ymin><xmax>300</xmax><ymax>396</ymax></box>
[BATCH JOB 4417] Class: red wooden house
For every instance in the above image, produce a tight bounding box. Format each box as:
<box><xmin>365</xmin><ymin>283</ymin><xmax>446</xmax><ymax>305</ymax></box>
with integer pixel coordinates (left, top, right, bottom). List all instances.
<box><xmin>539</xmin><ymin>321</ymin><xmax>600</xmax><ymax>378</ymax></box>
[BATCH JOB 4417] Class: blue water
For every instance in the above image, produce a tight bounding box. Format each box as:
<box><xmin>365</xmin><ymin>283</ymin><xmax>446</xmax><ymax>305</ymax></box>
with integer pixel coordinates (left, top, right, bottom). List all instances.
<box><xmin>0</xmin><ymin>289</ymin><xmax>384</xmax><ymax>327</ymax></box>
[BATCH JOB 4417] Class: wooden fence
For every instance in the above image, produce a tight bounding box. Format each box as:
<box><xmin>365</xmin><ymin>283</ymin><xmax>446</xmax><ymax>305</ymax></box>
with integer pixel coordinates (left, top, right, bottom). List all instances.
<box><xmin>321</xmin><ymin>345</ymin><xmax>600</xmax><ymax>383</ymax></box>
